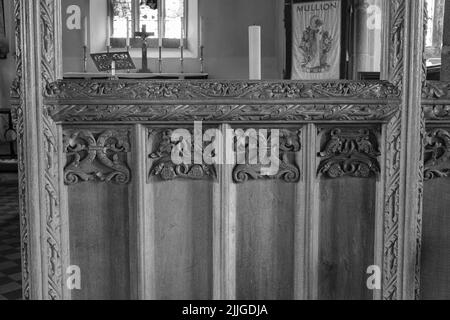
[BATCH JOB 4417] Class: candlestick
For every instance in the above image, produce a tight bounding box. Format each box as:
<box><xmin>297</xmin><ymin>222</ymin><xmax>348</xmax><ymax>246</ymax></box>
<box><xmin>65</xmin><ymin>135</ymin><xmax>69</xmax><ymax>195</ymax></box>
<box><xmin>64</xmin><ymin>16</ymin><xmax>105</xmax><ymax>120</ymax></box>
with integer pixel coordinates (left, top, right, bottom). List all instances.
<box><xmin>249</xmin><ymin>25</ymin><xmax>261</xmax><ymax>80</ymax></box>
<box><xmin>82</xmin><ymin>45</ymin><xmax>87</xmax><ymax>73</ymax></box>
<box><xmin>127</xmin><ymin>45</ymin><xmax>131</xmax><ymax>73</ymax></box>
<box><xmin>159</xmin><ymin>46</ymin><xmax>162</xmax><ymax>73</ymax></box>
<box><xmin>199</xmin><ymin>46</ymin><xmax>205</xmax><ymax>74</ymax></box>
<box><xmin>180</xmin><ymin>45</ymin><xmax>184</xmax><ymax>74</ymax></box>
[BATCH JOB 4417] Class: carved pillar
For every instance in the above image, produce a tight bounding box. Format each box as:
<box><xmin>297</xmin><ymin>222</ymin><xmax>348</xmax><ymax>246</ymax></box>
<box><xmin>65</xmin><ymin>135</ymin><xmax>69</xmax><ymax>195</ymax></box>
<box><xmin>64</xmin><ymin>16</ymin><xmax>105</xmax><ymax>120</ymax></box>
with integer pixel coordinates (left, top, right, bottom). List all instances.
<box><xmin>384</xmin><ymin>0</ymin><xmax>425</xmax><ymax>300</ymax></box>
<box><xmin>12</xmin><ymin>0</ymin><xmax>65</xmax><ymax>300</ymax></box>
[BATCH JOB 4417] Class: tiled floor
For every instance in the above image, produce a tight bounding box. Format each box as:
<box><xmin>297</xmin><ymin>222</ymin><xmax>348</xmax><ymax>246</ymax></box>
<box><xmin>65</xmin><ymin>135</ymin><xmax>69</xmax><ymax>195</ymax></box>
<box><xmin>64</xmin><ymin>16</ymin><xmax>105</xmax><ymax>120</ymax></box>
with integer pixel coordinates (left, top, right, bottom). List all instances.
<box><xmin>0</xmin><ymin>182</ymin><xmax>22</xmax><ymax>300</ymax></box>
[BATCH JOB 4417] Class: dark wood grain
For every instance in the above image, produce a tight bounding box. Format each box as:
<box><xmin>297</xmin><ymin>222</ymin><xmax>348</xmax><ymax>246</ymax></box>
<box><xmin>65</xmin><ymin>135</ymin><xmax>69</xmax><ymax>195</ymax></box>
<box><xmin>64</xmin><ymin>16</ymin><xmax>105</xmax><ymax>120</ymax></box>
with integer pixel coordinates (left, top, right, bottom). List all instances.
<box><xmin>152</xmin><ymin>180</ymin><xmax>213</xmax><ymax>300</ymax></box>
<box><xmin>68</xmin><ymin>183</ymin><xmax>131</xmax><ymax>300</ymax></box>
<box><xmin>318</xmin><ymin>178</ymin><xmax>375</xmax><ymax>300</ymax></box>
<box><xmin>236</xmin><ymin>180</ymin><xmax>295</xmax><ymax>300</ymax></box>
<box><xmin>421</xmin><ymin>179</ymin><xmax>450</xmax><ymax>300</ymax></box>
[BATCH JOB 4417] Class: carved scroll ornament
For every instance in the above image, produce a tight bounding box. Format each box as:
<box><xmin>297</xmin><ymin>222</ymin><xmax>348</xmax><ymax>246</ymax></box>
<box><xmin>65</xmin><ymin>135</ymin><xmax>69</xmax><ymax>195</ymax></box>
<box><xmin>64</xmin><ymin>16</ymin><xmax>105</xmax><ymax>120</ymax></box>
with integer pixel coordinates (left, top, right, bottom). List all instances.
<box><xmin>233</xmin><ymin>130</ymin><xmax>301</xmax><ymax>183</ymax></box>
<box><xmin>424</xmin><ymin>128</ymin><xmax>450</xmax><ymax>180</ymax></box>
<box><xmin>63</xmin><ymin>129</ymin><xmax>131</xmax><ymax>185</ymax></box>
<box><xmin>149</xmin><ymin>129</ymin><xmax>217</xmax><ymax>181</ymax></box>
<box><xmin>318</xmin><ymin>128</ymin><xmax>380</xmax><ymax>178</ymax></box>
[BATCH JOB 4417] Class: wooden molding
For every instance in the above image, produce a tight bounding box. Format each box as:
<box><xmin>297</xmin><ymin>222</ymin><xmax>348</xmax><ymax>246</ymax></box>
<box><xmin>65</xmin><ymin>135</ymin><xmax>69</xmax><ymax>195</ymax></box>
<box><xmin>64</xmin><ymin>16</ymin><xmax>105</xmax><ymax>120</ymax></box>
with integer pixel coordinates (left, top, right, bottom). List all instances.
<box><xmin>13</xmin><ymin>0</ymin><xmax>428</xmax><ymax>301</ymax></box>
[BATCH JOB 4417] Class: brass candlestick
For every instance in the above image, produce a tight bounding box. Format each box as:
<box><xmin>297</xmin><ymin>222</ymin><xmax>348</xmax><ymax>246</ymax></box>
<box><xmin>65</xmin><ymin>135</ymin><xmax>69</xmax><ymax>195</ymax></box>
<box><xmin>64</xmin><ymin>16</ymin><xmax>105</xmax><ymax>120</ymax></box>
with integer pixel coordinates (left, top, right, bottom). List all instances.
<box><xmin>180</xmin><ymin>45</ymin><xmax>184</xmax><ymax>74</ymax></box>
<box><xmin>158</xmin><ymin>46</ymin><xmax>163</xmax><ymax>74</ymax></box>
<box><xmin>200</xmin><ymin>45</ymin><xmax>204</xmax><ymax>74</ymax></box>
<box><xmin>83</xmin><ymin>45</ymin><xmax>88</xmax><ymax>73</ymax></box>
<box><xmin>127</xmin><ymin>45</ymin><xmax>131</xmax><ymax>73</ymax></box>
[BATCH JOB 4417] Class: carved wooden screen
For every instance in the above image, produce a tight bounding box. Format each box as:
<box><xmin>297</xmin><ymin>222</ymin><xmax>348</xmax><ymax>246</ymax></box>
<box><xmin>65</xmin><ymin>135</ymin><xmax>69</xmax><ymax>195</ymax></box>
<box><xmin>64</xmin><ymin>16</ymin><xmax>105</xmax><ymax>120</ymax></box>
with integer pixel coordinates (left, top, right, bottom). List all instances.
<box><xmin>11</xmin><ymin>0</ymin><xmax>426</xmax><ymax>300</ymax></box>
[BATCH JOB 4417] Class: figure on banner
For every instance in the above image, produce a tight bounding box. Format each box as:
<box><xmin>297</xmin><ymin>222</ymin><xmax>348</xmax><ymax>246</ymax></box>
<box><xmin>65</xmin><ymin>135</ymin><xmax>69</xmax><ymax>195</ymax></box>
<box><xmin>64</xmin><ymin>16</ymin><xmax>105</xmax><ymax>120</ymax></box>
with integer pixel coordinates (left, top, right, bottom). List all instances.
<box><xmin>299</xmin><ymin>16</ymin><xmax>333</xmax><ymax>73</ymax></box>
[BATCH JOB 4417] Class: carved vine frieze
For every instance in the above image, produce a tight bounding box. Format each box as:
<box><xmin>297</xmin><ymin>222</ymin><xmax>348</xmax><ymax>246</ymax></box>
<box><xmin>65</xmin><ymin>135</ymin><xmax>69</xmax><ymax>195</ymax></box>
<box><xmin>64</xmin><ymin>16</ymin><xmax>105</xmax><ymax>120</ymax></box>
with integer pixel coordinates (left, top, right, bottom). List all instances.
<box><xmin>383</xmin><ymin>111</ymin><xmax>402</xmax><ymax>301</ymax></box>
<box><xmin>149</xmin><ymin>129</ymin><xmax>217</xmax><ymax>181</ymax></box>
<box><xmin>63</xmin><ymin>129</ymin><xmax>131</xmax><ymax>185</ymax></box>
<box><xmin>233</xmin><ymin>129</ymin><xmax>301</xmax><ymax>183</ymax></box>
<box><xmin>389</xmin><ymin>0</ymin><xmax>405</xmax><ymax>89</ymax></box>
<box><xmin>317</xmin><ymin>128</ymin><xmax>380</xmax><ymax>179</ymax></box>
<box><xmin>12</xmin><ymin>0</ymin><xmax>30</xmax><ymax>301</ymax></box>
<box><xmin>45</xmin><ymin>104</ymin><xmax>400</xmax><ymax>123</ymax></box>
<box><xmin>40</xmin><ymin>0</ymin><xmax>64</xmax><ymax>301</ymax></box>
<box><xmin>44</xmin><ymin>80</ymin><xmax>401</xmax><ymax>101</ymax></box>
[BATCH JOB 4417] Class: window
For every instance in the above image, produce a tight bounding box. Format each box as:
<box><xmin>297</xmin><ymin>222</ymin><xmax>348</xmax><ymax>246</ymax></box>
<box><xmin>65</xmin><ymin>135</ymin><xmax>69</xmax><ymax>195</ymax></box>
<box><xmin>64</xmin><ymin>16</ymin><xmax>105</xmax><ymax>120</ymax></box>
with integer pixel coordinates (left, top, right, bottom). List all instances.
<box><xmin>425</xmin><ymin>0</ymin><xmax>445</xmax><ymax>67</ymax></box>
<box><xmin>111</xmin><ymin>0</ymin><xmax>186</xmax><ymax>48</ymax></box>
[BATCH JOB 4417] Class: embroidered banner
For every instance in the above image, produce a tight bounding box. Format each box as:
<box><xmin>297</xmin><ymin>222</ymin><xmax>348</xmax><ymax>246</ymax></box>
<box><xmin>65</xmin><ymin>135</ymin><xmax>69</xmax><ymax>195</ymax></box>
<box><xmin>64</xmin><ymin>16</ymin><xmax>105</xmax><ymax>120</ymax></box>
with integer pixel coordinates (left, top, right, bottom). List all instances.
<box><xmin>291</xmin><ymin>0</ymin><xmax>341</xmax><ymax>80</ymax></box>
<box><xmin>0</xmin><ymin>0</ymin><xmax>8</xmax><ymax>59</ymax></box>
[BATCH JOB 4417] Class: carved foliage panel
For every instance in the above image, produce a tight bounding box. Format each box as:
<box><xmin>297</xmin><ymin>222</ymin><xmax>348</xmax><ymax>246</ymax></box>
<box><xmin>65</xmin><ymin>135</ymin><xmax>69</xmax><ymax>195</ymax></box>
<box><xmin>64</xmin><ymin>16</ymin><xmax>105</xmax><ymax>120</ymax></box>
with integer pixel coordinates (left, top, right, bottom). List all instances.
<box><xmin>232</xmin><ymin>128</ymin><xmax>301</xmax><ymax>184</ymax></box>
<box><xmin>424</xmin><ymin>127</ymin><xmax>450</xmax><ymax>180</ymax></box>
<box><xmin>63</xmin><ymin>129</ymin><xmax>132</xmax><ymax>185</ymax></box>
<box><xmin>44</xmin><ymin>80</ymin><xmax>401</xmax><ymax>101</ymax></box>
<box><xmin>317</xmin><ymin>127</ymin><xmax>381</xmax><ymax>179</ymax></box>
<box><xmin>147</xmin><ymin>127</ymin><xmax>302</xmax><ymax>184</ymax></box>
<box><xmin>148</xmin><ymin>128</ymin><xmax>217</xmax><ymax>181</ymax></box>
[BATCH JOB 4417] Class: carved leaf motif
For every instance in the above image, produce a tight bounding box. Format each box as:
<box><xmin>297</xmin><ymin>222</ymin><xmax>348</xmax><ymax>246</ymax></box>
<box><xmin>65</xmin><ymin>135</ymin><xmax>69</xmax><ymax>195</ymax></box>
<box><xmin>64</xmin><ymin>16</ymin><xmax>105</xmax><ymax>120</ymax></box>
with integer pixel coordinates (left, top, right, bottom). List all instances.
<box><xmin>232</xmin><ymin>130</ymin><xmax>301</xmax><ymax>183</ymax></box>
<box><xmin>44</xmin><ymin>80</ymin><xmax>401</xmax><ymax>101</ymax></box>
<box><xmin>422</xmin><ymin>81</ymin><xmax>450</xmax><ymax>99</ymax></box>
<box><xmin>149</xmin><ymin>130</ymin><xmax>217</xmax><ymax>181</ymax></box>
<box><xmin>63</xmin><ymin>130</ymin><xmax>131</xmax><ymax>185</ymax></box>
<box><xmin>46</xmin><ymin>104</ymin><xmax>400</xmax><ymax>123</ymax></box>
<box><xmin>424</xmin><ymin>128</ymin><xmax>450</xmax><ymax>180</ymax></box>
<box><xmin>318</xmin><ymin>128</ymin><xmax>381</xmax><ymax>179</ymax></box>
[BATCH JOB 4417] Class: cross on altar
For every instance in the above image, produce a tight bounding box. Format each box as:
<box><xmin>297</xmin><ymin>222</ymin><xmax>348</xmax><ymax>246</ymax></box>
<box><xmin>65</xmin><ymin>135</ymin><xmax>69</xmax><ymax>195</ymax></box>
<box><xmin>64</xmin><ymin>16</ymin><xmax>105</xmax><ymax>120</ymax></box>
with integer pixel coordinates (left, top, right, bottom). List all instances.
<box><xmin>134</xmin><ymin>25</ymin><xmax>155</xmax><ymax>73</ymax></box>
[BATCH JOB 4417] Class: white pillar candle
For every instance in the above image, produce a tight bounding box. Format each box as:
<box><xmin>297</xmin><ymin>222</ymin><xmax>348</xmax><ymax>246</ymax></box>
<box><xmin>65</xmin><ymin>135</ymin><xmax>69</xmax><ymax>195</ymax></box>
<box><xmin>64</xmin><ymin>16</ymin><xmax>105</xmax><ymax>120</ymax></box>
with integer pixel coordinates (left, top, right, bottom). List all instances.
<box><xmin>126</xmin><ymin>17</ymin><xmax>130</xmax><ymax>47</ymax></box>
<box><xmin>111</xmin><ymin>60</ymin><xmax>116</xmax><ymax>76</ymax></box>
<box><xmin>199</xmin><ymin>16</ymin><xmax>204</xmax><ymax>47</ymax></box>
<box><xmin>158</xmin><ymin>0</ymin><xmax>163</xmax><ymax>47</ymax></box>
<box><xmin>249</xmin><ymin>25</ymin><xmax>261</xmax><ymax>80</ymax></box>
<box><xmin>83</xmin><ymin>16</ymin><xmax>88</xmax><ymax>47</ymax></box>
<box><xmin>106</xmin><ymin>16</ymin><xmax>111</xmax><ymax>47</ymax></box>
<box><xmin>180</xmin><ymin>17</ymin><xmax>184</xmax><ymax>47</ymax></box>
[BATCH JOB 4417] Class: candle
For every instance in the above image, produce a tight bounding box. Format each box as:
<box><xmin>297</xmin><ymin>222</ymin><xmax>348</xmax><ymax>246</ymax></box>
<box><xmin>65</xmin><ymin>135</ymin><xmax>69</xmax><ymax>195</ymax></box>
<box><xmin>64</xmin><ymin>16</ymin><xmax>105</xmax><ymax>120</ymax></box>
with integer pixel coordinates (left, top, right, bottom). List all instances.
<box><xmin>126</xmin><ymin>17</ymin><xmax>130</xmax><ymax>47</ymax></box>
<box><xmin>199</xmin><ymin>16</ymin><xmax>204</xmax><ymax>48</ymax></box>
<box><xmin>111</xmin><ymin>60</ymin><xmax>116</xmax><ymax>76</ymax></box>
<box><xmin>106</xmin><ymin>16</ymin><xmax>111</xmax><ymax>47</ymax></box>
<box><xmin>249</xmin><ymin>25</ymin><xmax>261</xmax><ymax>80</ymax></box>
<box><xmin>180</xmin><ymin>17</ymin><xmax>184</xmax><ymax>47</ymax></box>
<box><xmin>83</xmin><ymin>16</ymin><xmax>88</xmax><ymax>47</ymax></box>
<box><xmin>158</xmin><ymin>0</ymin><xmax>163</xmax><ymax>47</ymax></box>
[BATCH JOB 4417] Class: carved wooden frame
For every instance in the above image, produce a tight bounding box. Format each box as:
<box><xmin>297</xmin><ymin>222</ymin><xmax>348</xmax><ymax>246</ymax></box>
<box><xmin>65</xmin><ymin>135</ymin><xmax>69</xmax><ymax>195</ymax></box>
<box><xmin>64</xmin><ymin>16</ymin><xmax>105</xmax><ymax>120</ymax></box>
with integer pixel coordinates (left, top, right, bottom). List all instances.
<box><xmin>12</xmin><ymin>0</ymin><xmax>425</xmax><ymax>300</ymax></box>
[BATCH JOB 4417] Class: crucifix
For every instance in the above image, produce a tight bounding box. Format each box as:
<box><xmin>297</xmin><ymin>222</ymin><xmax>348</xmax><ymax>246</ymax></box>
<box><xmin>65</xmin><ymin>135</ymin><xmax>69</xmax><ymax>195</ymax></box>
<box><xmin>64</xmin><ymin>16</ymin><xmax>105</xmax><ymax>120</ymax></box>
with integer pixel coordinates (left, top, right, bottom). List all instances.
<box><xmin>134</xmin><ymin>25</ymin><xmax>154</xmax><ymax>73</ymax></box>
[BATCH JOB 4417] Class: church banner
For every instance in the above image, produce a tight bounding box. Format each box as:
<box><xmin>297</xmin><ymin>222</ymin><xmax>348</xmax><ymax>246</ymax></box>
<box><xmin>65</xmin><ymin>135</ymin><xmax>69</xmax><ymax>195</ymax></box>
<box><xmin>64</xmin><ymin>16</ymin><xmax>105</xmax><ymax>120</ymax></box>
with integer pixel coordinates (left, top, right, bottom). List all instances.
<box><xmin>291</xmin><ymin>0</ymin><xmax>341</xmax><ymax>80</ymax></box>
<box><xmin>0</xmin><ymin>0</ymin><xmax>8</xmax><ymax>59</ymax></box>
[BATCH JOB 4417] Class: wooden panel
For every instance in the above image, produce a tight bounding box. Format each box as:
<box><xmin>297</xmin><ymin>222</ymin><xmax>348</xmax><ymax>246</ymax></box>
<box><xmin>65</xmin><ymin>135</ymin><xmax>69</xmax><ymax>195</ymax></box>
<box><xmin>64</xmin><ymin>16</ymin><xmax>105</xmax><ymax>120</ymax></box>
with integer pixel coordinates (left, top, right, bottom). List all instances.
<box><xmin>421</xmin><ymin>179</ymin><xmax>450</xmax><ymax>300</ymax></box>
<box><xmin>68</xmin><ymin>183</ymin><xmax>131</xmax><ymax>300</ymax></box>
<box><xmin>318</xmin><ymin>178</ymin><xmax>375</xmax><ymax>300</ymax></box>
<box><xmin>236</xmin><ymin>180</ymin><xmax>296</xmax><ymax>300</ymax></box>
<box><xmin>152</xmin><ymin>180</ymin><xmax>213</xmax><ymax>300</ymax></box>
